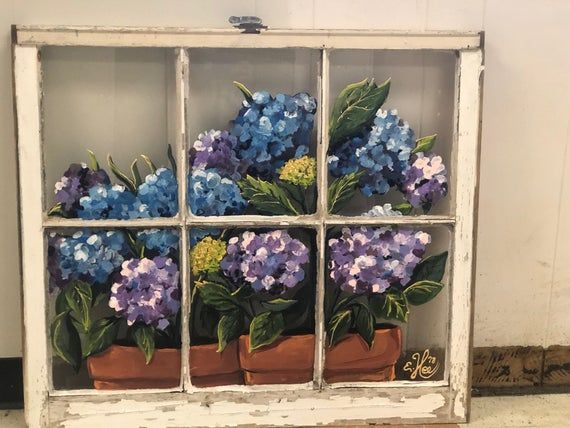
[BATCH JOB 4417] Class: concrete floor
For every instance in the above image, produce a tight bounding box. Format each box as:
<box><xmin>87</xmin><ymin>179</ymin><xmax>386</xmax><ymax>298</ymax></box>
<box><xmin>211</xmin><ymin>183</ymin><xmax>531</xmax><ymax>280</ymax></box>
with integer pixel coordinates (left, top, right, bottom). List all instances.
<box><xmin>2</xmin><ymin>394</ymin><xmax>569</xmax><ymax>427</ymax></box>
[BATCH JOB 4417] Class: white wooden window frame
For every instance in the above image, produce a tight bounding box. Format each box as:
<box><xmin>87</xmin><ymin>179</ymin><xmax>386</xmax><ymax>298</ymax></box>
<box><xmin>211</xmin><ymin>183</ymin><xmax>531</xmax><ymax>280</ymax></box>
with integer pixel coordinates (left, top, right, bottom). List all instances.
<box><xmin>13</xmin><ymin>26</ymin><xmax>483</xmax><ymax>427</ymax></box>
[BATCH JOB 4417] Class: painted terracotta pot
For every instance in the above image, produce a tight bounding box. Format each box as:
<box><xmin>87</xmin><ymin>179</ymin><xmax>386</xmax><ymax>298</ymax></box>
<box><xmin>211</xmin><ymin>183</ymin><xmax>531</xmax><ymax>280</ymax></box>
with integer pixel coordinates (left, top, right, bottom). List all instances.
<box><xmin>324</xmin><ymin>326</ymin><xmax>402</xmax><ymax>383</ymax></box>
<box><xmin>190</xmin><ymin>341</ymin><xmax>243</xmax><ymax>387</ymax></box>
<box><xmin>239</xmin><ymin>334</ymin><xmax>315</xmax><ymax>385</ymax></box>
<box><xmin>87</xmin><ymin>345</ymin><xmax>180</xmax><ymax>390</ymax></box>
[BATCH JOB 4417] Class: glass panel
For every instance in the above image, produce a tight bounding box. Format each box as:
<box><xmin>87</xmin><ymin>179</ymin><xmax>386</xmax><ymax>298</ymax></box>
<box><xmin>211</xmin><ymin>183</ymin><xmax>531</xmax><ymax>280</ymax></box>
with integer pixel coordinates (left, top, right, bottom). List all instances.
<box><xmin>42</xmin><ymin>47</ymin><xmax>178</xmax><ymax>220</ymax></box>
<box><xmin>324</xmin><ymin>224</ymin><xmax>450</xmax><ymax>383</ymax></box>
<box><xmin>47</xmin><ymin>228</ymin><xmax>181</xmax><ymax>390</ymax></box>
<box><xmin>189</xmin><ymin>227</ymin><xmax>316</xmax><ymax>386</ymax></box>
<box><xmin>327</xmin><ymin>50</ymin><xmax>455</xmax><ymax>217</ymax></box>
<box><xmin>186</xmin><ymin>48</ymin><xmax>320</xmax><ymax>217</ymax></box>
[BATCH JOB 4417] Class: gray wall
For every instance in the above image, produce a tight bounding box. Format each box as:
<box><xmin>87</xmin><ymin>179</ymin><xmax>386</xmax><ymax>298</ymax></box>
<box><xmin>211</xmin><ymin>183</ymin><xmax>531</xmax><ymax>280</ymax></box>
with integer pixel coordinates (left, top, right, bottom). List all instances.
<box><xmin>1</xmin><ymin>0</ymin><xmax>569</xmax><ymax>357</ymax></box>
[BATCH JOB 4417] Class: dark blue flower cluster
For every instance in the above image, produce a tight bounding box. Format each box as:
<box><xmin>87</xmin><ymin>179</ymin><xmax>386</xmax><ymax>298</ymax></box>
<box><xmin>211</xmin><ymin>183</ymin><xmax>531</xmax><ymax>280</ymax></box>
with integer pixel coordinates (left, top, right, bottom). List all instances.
<box><xmin>231</xmin><ymin>91</ymin><xmax>317</xmax><ymax>179</ymax></box>
<box><xmin>77</xmin><ymin>168</ymin><xmax>178</xmax><ymax>220</ymax></box>
<box><xmin>136</xmin><ymin>229</ymin><xmax>179</xmax><ymax>257</ymax></box>
<box><xmin>47</xmin><ymin>230</ymin><xmax>129</xmax><ymax>290</ymax></box>
<box><xmin>188</xmin><ymin>169</ymin><xmax>246</xmax><ymax>216</ymax></box>
<box><xmin>328</xmin><ymin>109</ymin><xmax>415</xmax><ymax>196</ymax></box>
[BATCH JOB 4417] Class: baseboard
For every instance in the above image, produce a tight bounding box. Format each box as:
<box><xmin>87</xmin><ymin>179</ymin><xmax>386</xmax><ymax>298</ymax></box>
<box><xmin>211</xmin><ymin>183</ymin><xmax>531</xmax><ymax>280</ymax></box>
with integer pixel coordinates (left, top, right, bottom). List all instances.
<box><xmin>1</xmin><ymin>346</ymin><xmax>568</xmax><ymax>409</ymax></box>
<box><xmin>0</xmin><ymin>358</ymin><xmax>23</xmax><ymax>410</ymax></box>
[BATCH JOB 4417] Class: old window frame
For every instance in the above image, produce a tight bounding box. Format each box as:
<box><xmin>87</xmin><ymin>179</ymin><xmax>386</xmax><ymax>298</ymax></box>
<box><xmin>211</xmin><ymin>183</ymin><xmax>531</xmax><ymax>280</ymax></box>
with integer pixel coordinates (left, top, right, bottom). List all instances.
<box><xmin>13</xmin><ymin>26</ymin><xmax>483</xmax><ymax>427</ymax></box>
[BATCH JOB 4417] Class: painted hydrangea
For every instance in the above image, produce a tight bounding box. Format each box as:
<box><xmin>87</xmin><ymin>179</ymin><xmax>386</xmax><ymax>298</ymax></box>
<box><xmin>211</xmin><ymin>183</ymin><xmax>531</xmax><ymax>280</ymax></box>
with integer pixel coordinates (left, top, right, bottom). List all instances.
<box><xmin>401</xmin><ymin>153</ymin><xmax>448</xmax><ymax>211</ymax></box>
<box><xmin>279</xmin><ymin>156</ymin><xmax>317</xmax><ymax>188</ymax></box>
<box><xmin>109</xmin><ymin>257</ymin><xmax>180</xmax><ymax>330</ymax></box>
<box><xmin>190</xmin><ymin>130</ymin><xmax>242</xmax><ymax>180</ymax></box>
<box><xmin>53</xmin><ymin>163</ymin><xmax>110</xmax><ymax>217</ymax></box>
<box><xmin>221</xmin><ymin>230</ymin><xmax>309</xmax><ymax>294</ymax></box>
<box><xmin>363</xmin><ymin>203</ymin><xmax>403</xmax><ymax>217</ymax></box>
<box><xmin>188</xmin><ymin>169</ymin><xmax>246</xmax><ymax>216</ymax></box>
<box><xmin>137</xmin><ymin>168</ymin><xmax>178</xmax><ymax>217</ymax></box>
<box><xmin>136</xmin><ymin>229</ymin><xmax>179</xmax><ymax>257</ymax></box>
<box><xmin>328</xmin><ymin>227</ymin><xmax>430</xmax><ymax>295</ymax></box>
<box><xmin>231</xmin><ymin>91</ymin><xmax>317</xmax><ymax>178</ymax></box>
<box><xmin>328</xmin><ymin>109</ymin><xmax>415</xmax><ymax>196</ymax></box>
<box><xmin>48</xmin><ymin>230</ymin><xmax>128</xmax><ymax>290</ymax></box>
<box><xmin>78</xmin><ymin>184</ymin><xmax>149</xmax><ymax>220</ymax></box>
<box><xmin>190</xmin><ymin>228</ymin><xmax>221</xmax><ymax>246</ymax></box>
<box><xmin>190</xmin><ymin>236</ymin><xmax>226</xmax><ymax>275</ymax></box>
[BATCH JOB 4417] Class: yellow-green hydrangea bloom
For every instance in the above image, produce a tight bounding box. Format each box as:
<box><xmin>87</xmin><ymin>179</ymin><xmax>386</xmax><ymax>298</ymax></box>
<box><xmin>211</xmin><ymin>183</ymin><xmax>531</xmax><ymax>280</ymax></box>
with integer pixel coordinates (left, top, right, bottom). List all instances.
<box><xmin>190</xmin><ymin>237</ymin><xmax>226</xmax><ymax>275</ymax></box>
<box><xmin>279</xmin><ymin>156</ymin><xmax>317</xmax><ymax>188</ymax></box>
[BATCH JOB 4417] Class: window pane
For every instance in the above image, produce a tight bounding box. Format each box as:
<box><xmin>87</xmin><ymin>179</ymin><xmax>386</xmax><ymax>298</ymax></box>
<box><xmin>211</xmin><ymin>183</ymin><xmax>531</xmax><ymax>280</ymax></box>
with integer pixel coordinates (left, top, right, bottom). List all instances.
<box><xmin>327</xmin><ymin>50</ymin><xmax>455</xmax><ymax>217</ymax></box>
<box><xmin>189</xmin><ymin>227</ymin><xmax>316</xmax><ymax>386</ymax></box>
<box><xmin>47</xmin><ymin>228</ymin><xmax>181</xmax><ymax>390</ymax></box>
<box><xmin>42</xmin><ymin>47</ymin><xmax>178</xmax><ymax>220</ymax></box>
<box><xmin>324</xmin><ymin>225</ymin><xmax>450</xmax><ymax>383</ymax></box>
<box><xmin>186</xmin><ymin>48</ymin><xmax>319</xmax><ymax>217</ymax></box>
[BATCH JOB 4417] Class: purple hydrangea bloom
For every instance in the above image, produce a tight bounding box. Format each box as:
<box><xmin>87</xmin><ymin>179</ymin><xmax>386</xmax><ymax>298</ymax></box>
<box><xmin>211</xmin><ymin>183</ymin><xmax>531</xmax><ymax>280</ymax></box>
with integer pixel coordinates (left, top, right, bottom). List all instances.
<box><xmin>328</xmin><ymin>227</ymin><xmax>431</xmax><ymax>295</ymax></box>
<box><xmin>109</xmin><ymin>257</ymin><xmax>180</xmax><ymax>330</ymax></box>
<box><xmin>47</xmin><ymin>230</ymin><xmax>128</xmax><ymax>290</ymax></box>
<box><xmin>231</xmin><ymin>91</ymin><xmax>317</xmax><ymax>179</ymax></box>
<box><xmin>53</xmin><ymin>163</ymin><xmax>110</xmax><ymax>217</ymax></box>
<box><xmin>190</xmin><ymin>130</ymin><xmax>243</xmax><ymax>180</ymax></box>
<box><xmin>221</xmin><ymin>230</ymin><xmax>309</xmax><ymax>294</ymax></box>
<box><xmin>401</xmin><ymin>153</ymin><xmax>448</xmax><ymax>212</ymax></box>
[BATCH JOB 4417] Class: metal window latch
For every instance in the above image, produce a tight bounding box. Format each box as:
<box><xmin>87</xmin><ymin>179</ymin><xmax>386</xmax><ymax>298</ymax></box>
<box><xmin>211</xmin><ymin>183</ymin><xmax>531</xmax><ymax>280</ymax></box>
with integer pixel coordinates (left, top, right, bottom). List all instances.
<box><xmin>229</xmin><ymin>16</ymin><xmax>268</xmax><ymax>34</ymax></box>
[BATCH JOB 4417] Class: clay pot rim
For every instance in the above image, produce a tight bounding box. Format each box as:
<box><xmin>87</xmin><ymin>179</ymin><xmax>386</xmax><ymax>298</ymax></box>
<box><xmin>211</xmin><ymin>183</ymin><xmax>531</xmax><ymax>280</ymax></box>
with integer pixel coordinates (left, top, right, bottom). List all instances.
<box><xmin>239</xmin><ymin>333</ymin><xmax>315</xmax><ymax>353</ymax></box>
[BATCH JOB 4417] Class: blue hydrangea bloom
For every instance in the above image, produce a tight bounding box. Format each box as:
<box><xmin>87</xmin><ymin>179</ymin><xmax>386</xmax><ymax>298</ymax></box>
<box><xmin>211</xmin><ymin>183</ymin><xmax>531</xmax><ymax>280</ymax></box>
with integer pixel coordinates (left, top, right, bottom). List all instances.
<box><xmin>231</xmin><ymin>91</ymin><xmax>317</xmax><ymax>178</ymax></box>
<box><xmin>137</xmin><ymin>229</ymin><xmax>179</xmax><ymax>257</ymax></box>
<box><xmin>328</xmin><ymin>109</ymin><xmax>415</xmax><ymax>197</ymax></box>
<box><xmin>188</xmin><ymin>169</ymin><xmax>246</xmax><ymax>216</ymax></box>
<box><xmin>137</xmin><ymin>168</ymin><xmax>178</xmax><ymax>217</ymax></box>
<box><xmin>189</xmin><ymin>228</ymin><xmax>221</xmax><ymax>246</ymax></box>
<box><xmin>78</xmin><ymin>184</ymin><xmax>150</xmax><ymax>220</ymax></box>
<box><xmin>48</xmin><ymin>230</ymin><xmax>129</xmax><ymax>290</ymax></box>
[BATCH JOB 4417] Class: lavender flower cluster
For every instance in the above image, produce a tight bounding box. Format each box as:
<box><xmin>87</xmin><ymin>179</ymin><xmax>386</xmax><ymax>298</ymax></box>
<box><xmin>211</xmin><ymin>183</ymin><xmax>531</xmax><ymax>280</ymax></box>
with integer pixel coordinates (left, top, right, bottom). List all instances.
<box><xmin>109</xmin><ymin>257</ymin><xmax>180</xmax><ymax>330</ymax></box>
<box><xmin>328</xmin><ymin>108</ymin><xmax>449</xmax><ymax>211</ymax></box>
<box><xmin>231</xmin><ymin>92</ymin><xmax>317</xmax><ymax>179</ymax></box>
<box><xmin>328</xmin><ymin>227</ymin><xmax>431</xmax><ymax>295</ymax></box>
<box><xmin>54</xmin><ymin>163</ymin><xmax>111</xmax><ymax>217</ymax></box>
<box><xmin>189</xmin><ymin>130</ymin><xmax>243</xmax><ymax>181</ymax></box>
<box><xmin>53</xmin><ymin>164</ymin><xmax>178</xmax><ymax>220</ymax></box>
<box><xmin>47</xmin><ymin>230</ymin><xmax>128</xmax><ymax>290</ymax></box>
<box><xmin>220</xmin><ymin>230</ymin><xmax>309</xmax><ymax>294</ymax></box>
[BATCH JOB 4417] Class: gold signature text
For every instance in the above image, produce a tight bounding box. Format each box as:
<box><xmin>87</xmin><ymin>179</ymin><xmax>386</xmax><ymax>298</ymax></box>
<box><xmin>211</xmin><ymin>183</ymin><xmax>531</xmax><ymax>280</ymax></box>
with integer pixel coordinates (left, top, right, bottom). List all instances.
<box><xmin>402</xmin><ymin>349</ymin><xmax>440</xmax><ymax>380</ymax></box>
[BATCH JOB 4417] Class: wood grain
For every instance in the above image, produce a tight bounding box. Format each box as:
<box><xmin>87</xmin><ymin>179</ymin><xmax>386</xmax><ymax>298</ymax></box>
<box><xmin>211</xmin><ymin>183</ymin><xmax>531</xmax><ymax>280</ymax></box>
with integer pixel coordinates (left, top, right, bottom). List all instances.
<box><xmin>543</xmin><ymin>346</ymin><xmax>570</xmax><ymax>386</ymax></box>
<box><xmin>472</xmin><ymin>346</ymin><xmax>543</xmax><ymax>387</ymax></box>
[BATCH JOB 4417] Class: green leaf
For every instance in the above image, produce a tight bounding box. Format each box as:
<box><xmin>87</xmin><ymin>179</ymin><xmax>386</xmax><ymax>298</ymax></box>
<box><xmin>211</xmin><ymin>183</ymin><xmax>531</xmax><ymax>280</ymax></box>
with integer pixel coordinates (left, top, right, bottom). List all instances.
<box><xmin>328</xmin><ymin>171</ymin><xmax>364</xmax><ymax>214</ymax></box>
<box><xmin>140</xmin><ymin>154</ymin><xmax>158</xmax><ymax>175</ymax></box>
<box><xmin>50</xmin><ymin>311</ymin><xmax>82</xmax><ymax>372</ymax></box>
<box><xmin>83</xmin><ymin>317</ymin><xmax>119</xmax><ymax>357</ymax></box>
<box><xmin>249</xmin><ymin>312</ymin><xmax>285</xmax><ymax>351</ymax></box>
<box><xmin>233</xmin><ymin>81</ymin><xmax>253</xmax><ymax>102</ymax></box>
<box><xmin>196</xmin><ymin>281</ymin><xmax>237</xmax><ymax>312</ymax></box>
<box><xmin>167</xmin><ymin>144</ymin><xmax>177</xmax><ymax>175</ymax></box>
<box><xmin>327</xmin><ymin>309</ymin><xmax>352</xmax><ymax>347</ymax></box>
<box><xmin>411</xmin><ymin>251</ymin><xmax>448</xmax><ymax>283</ymax></box>
<box><xmin>381</xmin><ymin>290</ymin><xmax>409</xmax><ymax>323</ymax></box>
<box><xmin>47</xmin><ymin>202</ymin><xmax>63</xmax><ymax>217</ymax></box>
<box><xmin>107</xmin><ymin>155</ymin><xmax>136</xmax><ymax>192</ymax></box>
<box><xmin>132</xmin><ymin>325</ymin><xmax>156</xmax><ymax>364</ymax></box>
<box><xmin>130</xmin><ymin>159</ymin><xmax>143</xmax><ymax>187</ymax></box>
<box><xmin>55</xmin><ymin>289</ymin><xmax>70</xmax><ymax>314</ymax></box>
<box><xmin>329</xmin><ymin>77</ymin><xmax>391</xmax><ymax>147</ymax></box>
<box><xmin>87</xmin><ymin>149</ymin><xmax>100</xmax><ymax>170</ymax></box>
<box><xmin>64</xmin><ymin>280</ymin><xmax>92</xmax><ymax>334</ymax></box>
<box><xmin>231</xmin><ymin>284</ymin><xmax>254</xmax><ymax>300</ymax></box>
<box><xmin>412</xmin><ymin>134</ymin><xmax>437</xmax><ymax>154</ymax></box>
<box><xmin>404</xmin><ymin>280</ymin><xmax>444</xmax><ymax>306</ymax></box>
<box><xmin>217</xmin><ymin>310</ymin><xmax>243</xmax><ymax>352</ymax></box>
<box><xmin>261</xmin><ymin>298</ymin><xmax>297</xmax><ymax>312</ymax></box>
<box><xmin>353</xmin><ymin>306</ymin><xmax>375</xmax><ymax>349</ymax></box>
<box><xmin>238</xmin><ymin>175</ymin><xmax>302</xmax><ymax>215</ymax></box>
<box><xmin>392</xmin><ymin>202</ymin><xmax>413</xmax><ymax>215</ymax></box>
